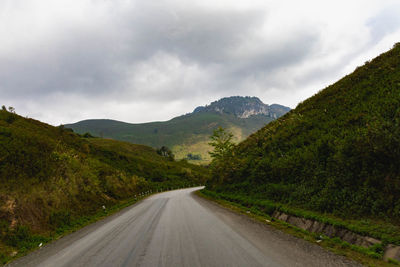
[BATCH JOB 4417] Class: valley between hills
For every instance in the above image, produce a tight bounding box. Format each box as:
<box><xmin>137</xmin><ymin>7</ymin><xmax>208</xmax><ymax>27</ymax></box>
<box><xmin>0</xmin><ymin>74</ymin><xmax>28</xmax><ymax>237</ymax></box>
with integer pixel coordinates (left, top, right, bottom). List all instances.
<box><xmin>65</xmin><ymin>96</ymin><xmax>290</xmax><ymax>164</ymax></box>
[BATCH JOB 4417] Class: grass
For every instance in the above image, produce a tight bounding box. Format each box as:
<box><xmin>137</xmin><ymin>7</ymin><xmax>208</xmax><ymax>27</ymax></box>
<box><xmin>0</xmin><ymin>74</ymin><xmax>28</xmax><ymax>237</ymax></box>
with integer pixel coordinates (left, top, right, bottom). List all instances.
<box><xmin>196</xmin><ymin>189</ymin><xmax>397</xmax><ymax>267</ymax></box>
<box><xmin>171</xmin><ymin>126</ymin><xmax>245</xmax><ymax>164</ymax></box>
<box><xmin>172</xmin><ymin>136</ymin><xmax>213</xmax><ymax>163</ymax></box>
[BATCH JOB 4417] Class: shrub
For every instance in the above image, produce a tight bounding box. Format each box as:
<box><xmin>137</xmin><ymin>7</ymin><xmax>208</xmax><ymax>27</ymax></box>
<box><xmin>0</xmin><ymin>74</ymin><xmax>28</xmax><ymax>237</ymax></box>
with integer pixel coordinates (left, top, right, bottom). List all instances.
<box><xmin>49</xmin><ymin>210</ymin><xmax>72</xmax><ymax>229</ymax></box>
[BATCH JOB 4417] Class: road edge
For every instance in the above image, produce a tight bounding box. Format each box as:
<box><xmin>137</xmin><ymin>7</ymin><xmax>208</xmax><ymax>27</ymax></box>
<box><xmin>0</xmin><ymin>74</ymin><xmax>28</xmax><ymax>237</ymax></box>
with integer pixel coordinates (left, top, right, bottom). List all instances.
<box><xmin>194</xmin><ymin>189</ymin><xmax>396</xmax><ymax>267</ymax></box>
<box><xmin>4</xmin><ymin>188</ymin><xmax>183</xmax><ymax>267</ymax></box>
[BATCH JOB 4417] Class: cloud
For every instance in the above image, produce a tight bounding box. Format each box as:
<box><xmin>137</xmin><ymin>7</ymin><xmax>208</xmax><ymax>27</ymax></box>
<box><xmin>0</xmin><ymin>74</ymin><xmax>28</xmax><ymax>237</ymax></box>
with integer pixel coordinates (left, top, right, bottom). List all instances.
<box><xmin>1</xmin><ymin>0</ymin><xmax>399</xmax><ymax>125</ymax></box>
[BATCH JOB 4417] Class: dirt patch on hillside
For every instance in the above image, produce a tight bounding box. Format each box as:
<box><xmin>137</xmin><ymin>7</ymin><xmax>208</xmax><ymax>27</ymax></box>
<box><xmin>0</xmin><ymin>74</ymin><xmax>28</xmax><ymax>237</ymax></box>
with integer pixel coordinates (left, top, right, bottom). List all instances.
<box><xmin>0</xmin><ymin>196</ymin><xmax>17</xmax><ymax>228</ymax></box>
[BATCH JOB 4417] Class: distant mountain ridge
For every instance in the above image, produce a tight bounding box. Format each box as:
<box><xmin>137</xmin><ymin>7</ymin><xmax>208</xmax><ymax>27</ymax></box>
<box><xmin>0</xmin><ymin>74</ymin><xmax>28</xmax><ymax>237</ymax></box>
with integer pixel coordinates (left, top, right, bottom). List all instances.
<box><xmin>193</xmin><ymin>96</ymin><xmax>290</xmax><ymax>119</ymax></box>
<box><xmin>66</xmin><ymin>96</ymin><xmax>290</xmax><ymax>163</ymax></box>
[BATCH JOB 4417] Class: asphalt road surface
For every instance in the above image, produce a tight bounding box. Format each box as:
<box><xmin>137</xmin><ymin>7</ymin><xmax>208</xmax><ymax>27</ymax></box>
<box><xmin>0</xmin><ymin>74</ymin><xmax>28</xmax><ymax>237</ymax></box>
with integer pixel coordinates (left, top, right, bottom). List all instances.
<box><xmin>8</xmin><ymin>187</ymin><xmax>360</xmax><ymax>267</ymax></box>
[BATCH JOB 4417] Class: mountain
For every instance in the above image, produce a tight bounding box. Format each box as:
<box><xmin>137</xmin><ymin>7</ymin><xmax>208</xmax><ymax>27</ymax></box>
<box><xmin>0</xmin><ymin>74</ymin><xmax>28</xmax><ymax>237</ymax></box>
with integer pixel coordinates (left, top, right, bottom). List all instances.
<box><xmin>207</xmin><ymin>43</ymin><xmax>400</xmax><ymax>219</ymax></box>
<box><xmin>193</xmin><ymin>96</ymin><xmax>288</xmax><ymax>119</ymax></box>
<box><xmin>0</xmin><ymin>109</ymin><xmax>207</xmax><ymax>263</ymax></box>
<box><xmin>66</xmin><ymin>96</ymin><xmax>290</xmax><ymax>163</ymax></box>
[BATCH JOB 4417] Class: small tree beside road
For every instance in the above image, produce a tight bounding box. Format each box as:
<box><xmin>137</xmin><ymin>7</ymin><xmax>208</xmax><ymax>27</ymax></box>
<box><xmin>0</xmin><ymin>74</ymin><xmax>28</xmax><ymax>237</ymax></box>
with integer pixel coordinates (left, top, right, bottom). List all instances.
<box><xmin>208</xmin><ymin>127</ymin><xmax>236</xmax><ymax>188</ymax></box>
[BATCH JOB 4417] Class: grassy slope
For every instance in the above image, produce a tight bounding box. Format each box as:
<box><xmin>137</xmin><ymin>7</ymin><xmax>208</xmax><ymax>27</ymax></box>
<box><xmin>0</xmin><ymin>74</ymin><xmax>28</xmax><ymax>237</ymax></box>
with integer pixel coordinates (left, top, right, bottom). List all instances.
<box><xmin>66</xmin><ymin>112</ymin><xmax>275</xmax><ymax>162</ymax></box>
<box><xmin>0</xmin><ymin>111</ymin><xmax>207</xmax><ymax>263</ymax></box>
<box><xmin>206</xmin><ymin>44</ymin><xmax>400</xmax><ymax>235</ymax></box>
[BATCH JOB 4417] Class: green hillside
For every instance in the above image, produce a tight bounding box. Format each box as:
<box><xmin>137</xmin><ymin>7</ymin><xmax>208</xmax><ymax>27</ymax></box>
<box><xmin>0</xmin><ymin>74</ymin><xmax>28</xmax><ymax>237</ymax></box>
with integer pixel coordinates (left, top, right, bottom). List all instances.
<box><xmin>207</xmin><ymin>43</ymin><xmax>400</xmax><ymax>220</ymax></box>
<box><xmin>0</xmin><ymin>109</ymin><xmax>207</xmax><ymax>263</ymax></box>
<box><xmin>66</xmin><ymin>97</ymin><xmax>290</xmax><ymax>163</ymax></box>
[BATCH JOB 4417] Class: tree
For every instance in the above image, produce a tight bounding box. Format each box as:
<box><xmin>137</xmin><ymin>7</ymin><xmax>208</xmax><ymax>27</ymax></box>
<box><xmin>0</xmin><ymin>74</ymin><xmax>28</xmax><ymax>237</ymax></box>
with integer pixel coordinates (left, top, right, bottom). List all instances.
<box><xmin>208</xmin><ymin>127</ymin><xmax>234</xmax><ymax>161</ymax></box>
<box><xmin>208</xmin><ymin>127</ymin><xmax>236</xmax><ymax>188</ymax></box>
<box><xmin>156</xmin><ymin>146</ymin><xmax>174</xmax><ymax>161</ymax></box>
<box><xmin>83</xmin><ymin>132</ymin><xmax>94</xmax><ymax>138</ymax></box>
<box><xmin>186</xmin><ymin>153</ymin><xmax>202</xmax><ymax>160</ymax></box>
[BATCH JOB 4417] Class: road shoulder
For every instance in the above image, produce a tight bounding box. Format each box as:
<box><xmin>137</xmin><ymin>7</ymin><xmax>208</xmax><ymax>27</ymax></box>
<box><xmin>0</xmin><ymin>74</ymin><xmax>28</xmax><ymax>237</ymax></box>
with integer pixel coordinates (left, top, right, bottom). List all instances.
<box><xmin>193</xmin><ymin>190</ymin><xmax>384</xmax><ymax>266</ymax></box>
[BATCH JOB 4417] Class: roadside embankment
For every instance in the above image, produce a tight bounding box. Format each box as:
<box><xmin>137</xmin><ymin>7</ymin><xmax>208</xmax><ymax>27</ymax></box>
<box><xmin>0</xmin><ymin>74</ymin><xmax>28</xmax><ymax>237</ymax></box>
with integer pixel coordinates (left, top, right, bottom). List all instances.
<box><xmin>199</xmin><ymin>189</ymin><xmax>400</xmax><ymax>265</ymax></box>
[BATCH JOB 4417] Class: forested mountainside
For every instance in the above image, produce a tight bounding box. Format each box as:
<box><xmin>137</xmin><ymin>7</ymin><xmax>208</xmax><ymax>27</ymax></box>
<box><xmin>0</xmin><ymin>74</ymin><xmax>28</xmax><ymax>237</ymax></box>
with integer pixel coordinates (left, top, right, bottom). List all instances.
<box><xmin>207</xmin><ymin>43</ymin><xmax>400</xmax><ymax>219</ymax></box>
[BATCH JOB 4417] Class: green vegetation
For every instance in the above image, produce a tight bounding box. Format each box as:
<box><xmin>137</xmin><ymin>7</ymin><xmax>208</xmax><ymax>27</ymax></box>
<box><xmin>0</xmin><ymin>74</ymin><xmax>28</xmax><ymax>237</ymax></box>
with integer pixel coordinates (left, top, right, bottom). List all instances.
<box><xmin>207</xmin><ymin>43</ymin><xmax>400</xmax><ymax>219</ymax></box>
<box><xmin>0</xmin><ymin>110</ymin><xmax>207</xmax><ymax>264</ymax></box>
<box><xmin>186</xmin><ymin>153</ymin><xmax>202</xmax><ymax>161</ymax></box>
<box><xmin>208</xmin><ymin>127</ymin><xmax>236</xmax><ymax>185</ymax></box>
<box><xmin>208</xmin><ymin>127</ymin><xmax>235</xmax><ymax>161</ymax></box>
<box><xmin>156</xmin><ymin>146</ymin><xmax>175</xmax><ymax>161</ymax></box>
<box><xmin>65</xmin><ymin>97</ymin><xmax>290</xmax><ymax>163</ymax></box>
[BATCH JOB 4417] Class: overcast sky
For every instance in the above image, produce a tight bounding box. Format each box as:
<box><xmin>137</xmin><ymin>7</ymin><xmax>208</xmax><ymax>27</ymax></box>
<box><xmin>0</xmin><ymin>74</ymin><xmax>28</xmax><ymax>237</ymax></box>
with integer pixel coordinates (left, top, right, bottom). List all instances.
<box><xmin>1</xmin><ymin>0</ymin><xmax>400</xmax><ymax>125</ymax></box>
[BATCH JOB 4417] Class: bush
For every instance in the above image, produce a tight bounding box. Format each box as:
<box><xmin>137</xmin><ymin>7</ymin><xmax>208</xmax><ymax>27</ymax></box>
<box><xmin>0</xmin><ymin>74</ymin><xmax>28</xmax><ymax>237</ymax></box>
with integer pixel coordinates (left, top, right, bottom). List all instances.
<box><xmin>49</xmin><ymin>210</ymin><xmax>72</xmax><ymax>229</ymax></box>
<box><xmin>0</xmin><ymin>252</ymin><xmax>8</xmax><ymax>265</ymax></box>
<box><xmin>82</xmin><ymin>132</ymin><xmax>94</xmax><ymax>138</ymax></box>
<box><xmin>5</xmin><ymin>113</ymin><xmax>16</xmax><ymax>124</ymax></box>
<box><xmin>5</xmin><ymin>225</ymin><xmax>31</xmax><ymax>247</ymax></box>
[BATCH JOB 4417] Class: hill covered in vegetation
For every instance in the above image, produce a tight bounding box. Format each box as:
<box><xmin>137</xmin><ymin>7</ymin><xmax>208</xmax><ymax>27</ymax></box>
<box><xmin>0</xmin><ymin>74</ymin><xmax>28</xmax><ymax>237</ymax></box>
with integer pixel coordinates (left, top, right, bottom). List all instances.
<box><xmin>66</xmin><ymin>97</ymin><xmax>290</xmax><ymax>163</ymax></box>
<box><xmin>207</xmin><ymin>43</ymin><xmax>400</xmax><ymax>220</ymax></box>
<box><xmin>0</xmin><ymin>109</ymin><xmax>207</xmax><ymax>263</ymax></box>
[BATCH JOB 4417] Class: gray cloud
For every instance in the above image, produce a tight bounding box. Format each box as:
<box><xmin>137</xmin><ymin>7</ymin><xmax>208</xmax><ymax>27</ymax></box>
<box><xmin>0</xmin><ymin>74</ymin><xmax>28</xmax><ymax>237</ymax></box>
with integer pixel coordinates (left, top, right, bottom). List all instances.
<box><xmin>124</xmin><ymin>3</ymin><xmax>267</xmax><ymax>64</ymax></box>
<box><xmin>367</xmin><ymin>4</ymin><xmax>400</xmax><ymax>44</ymax></box>
<box><xmin>1</xmin><ymin>2</ymin><xmax>267</xmax><ymax>99</ymax></box>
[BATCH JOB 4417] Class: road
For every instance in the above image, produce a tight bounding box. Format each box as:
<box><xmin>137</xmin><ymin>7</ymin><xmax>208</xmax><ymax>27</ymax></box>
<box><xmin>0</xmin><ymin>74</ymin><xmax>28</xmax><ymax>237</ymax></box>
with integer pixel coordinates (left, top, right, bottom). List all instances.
<box><xmin>8</xmin><ymin>187</ymin><xmax>360</xmax><ymax>267</ymax></box>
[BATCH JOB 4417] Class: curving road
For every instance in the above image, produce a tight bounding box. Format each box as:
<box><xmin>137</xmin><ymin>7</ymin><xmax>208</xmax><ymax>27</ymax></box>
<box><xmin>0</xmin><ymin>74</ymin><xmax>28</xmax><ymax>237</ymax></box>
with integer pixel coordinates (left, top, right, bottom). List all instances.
<box><xmin>8</xmin><ymin>187</ymin><xmax>360</xmax><ymax>267</ymax></box>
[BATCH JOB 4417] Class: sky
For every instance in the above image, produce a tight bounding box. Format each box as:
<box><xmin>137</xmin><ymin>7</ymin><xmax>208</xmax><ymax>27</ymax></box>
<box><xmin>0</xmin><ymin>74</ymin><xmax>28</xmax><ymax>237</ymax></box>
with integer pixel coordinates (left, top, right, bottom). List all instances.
<box><xmin>1</xmin><ymin>0</ymin><xmax>400</xmax><ymax>125</ymax></box>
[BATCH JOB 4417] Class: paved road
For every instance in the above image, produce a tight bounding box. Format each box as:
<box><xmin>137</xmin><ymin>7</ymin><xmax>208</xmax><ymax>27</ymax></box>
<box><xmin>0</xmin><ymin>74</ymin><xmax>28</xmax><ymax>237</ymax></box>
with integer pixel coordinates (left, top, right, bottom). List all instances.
<box><xmin>8</xmin><ymin>187</ymin><xmax>360</xmax><ymax>267</ymax></box>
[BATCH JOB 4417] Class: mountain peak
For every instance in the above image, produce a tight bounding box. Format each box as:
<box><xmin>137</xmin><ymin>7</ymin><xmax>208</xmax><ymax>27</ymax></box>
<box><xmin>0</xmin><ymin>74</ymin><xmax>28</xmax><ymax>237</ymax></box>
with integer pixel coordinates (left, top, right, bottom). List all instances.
<box><xmin>193</xmin><ymin>96</ymin><xmax>290</xmax><ymax>119</ymax></box>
